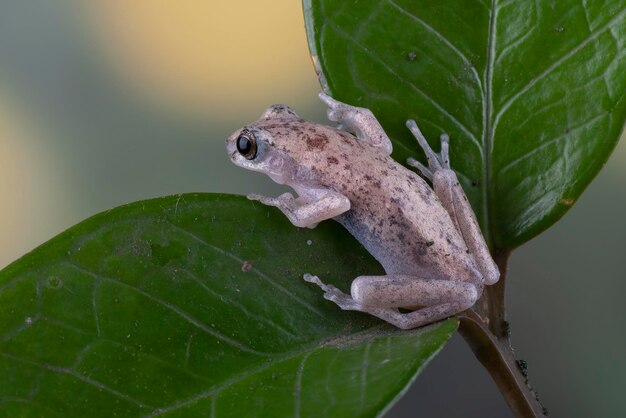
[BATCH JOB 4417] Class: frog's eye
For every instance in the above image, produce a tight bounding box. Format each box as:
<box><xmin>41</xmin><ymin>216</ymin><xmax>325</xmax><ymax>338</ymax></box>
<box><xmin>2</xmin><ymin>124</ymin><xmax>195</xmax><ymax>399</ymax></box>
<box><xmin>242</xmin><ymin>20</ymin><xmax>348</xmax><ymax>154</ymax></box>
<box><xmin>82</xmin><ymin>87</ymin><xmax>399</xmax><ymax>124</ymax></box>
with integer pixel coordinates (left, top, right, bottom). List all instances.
<box><xmin>236</xmin><ymin>131</ymin><xmax>257</xmax><ymax>160</ymax></box>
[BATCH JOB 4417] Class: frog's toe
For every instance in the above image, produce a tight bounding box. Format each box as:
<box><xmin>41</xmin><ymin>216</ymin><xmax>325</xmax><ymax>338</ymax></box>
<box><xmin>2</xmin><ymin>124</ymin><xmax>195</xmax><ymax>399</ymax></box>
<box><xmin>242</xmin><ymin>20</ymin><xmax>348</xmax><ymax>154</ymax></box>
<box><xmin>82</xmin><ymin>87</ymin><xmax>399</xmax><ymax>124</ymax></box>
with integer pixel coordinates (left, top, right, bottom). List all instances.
<box><xmin>406</xmin><ymin>157</ymin><xmax>433</xmax><ymax>181</ymax></box>
<box><xmin>321</xmin><ymin>285</ymin><xmax>351</xmax><ymax>301</ymax></box>
<box><xmin>247</xmin><ymin>193</ymin><xmax>270</xmax><ymax>203</ymax></box>
<box><xmin>303</xmin><ymin>273</ymin><xmax>323</xmax><ymax>286</ymax></box>
<box><xmin>323</xmin><ymin>290</ymin><xmax>360</xmax><ymax>311</ymax></box>
<box><xmin>406</xmin><ymin>120</ymin><xmax>454</xmax><ymax>173</ymax></box>
<box><xmin>439</xmin><ymin>133</ymin><xmax>450</xmax><ymax>169</ymax></box>
<box><xmin>276</xmin><ymin>192</ymin><xmax>295</xmax><ymax>203</ymax></box>
<box><xmin>303</xmin><ymin>273</ymin><xmax>341</xmax><ymax>293</ymax></box>
<box><xmin>247</xmin><ymin>193</ymin><xmax>279</xmax><ymax>207</ymax></box>
<box><xmin>323</xmin><ymin>283</ymin><xmax>342</xmax><ymax>293</ymax></box>
<box><xmin>318</xmin><ymin>92</ymin><xmax>338</xmax><ymax>107</ymax></box>
<box><xmin>327</xmin><ymin>108</ymin><xmax>343</xmax><ymax>122</ymax></box>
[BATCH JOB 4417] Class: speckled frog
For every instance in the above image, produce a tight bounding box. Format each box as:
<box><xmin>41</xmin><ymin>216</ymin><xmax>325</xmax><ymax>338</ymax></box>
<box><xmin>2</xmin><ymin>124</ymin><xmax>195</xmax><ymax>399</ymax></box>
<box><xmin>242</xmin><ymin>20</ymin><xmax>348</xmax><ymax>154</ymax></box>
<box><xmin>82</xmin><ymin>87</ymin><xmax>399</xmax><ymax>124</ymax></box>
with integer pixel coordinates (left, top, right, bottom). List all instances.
<box><xmin>226</xmin><ymin>93</ymin><xmax>499</xmax><ymax>329</ymax></box>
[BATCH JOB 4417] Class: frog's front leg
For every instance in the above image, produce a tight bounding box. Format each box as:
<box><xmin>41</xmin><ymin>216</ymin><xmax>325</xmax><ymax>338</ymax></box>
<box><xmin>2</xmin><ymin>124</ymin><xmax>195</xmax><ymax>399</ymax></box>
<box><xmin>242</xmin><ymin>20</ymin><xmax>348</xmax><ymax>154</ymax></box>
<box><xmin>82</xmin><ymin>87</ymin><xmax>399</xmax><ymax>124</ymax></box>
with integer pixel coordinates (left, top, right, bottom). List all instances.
<box><xmin>319</xmin><ymin>93</ymin><xmax>393</xmax><ymax>155</ymax></box>
<box><xmin>406</xmin><ymin>121</ymin><xmax>499</xmax><ymax>285</ymax></box>
<box><xmin>248</xmin><ymin>189</ymin><xmax>350</xmax><ymax>229</ymax></box>
<box><xmin>304</xmin><ymin>274</ymin><xmax>478</xmax><ymax>330</ymax></box>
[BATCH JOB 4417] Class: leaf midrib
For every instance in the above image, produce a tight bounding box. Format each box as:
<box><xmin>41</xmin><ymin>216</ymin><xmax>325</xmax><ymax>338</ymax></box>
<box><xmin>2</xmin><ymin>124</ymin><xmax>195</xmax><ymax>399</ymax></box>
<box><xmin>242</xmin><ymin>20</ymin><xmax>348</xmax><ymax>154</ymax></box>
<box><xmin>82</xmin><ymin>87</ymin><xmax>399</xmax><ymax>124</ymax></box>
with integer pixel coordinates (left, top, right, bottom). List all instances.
<box><xmin>482</xmin><ymin>0</ymin><xmax>498</xmax><ymax>247</ymax></box>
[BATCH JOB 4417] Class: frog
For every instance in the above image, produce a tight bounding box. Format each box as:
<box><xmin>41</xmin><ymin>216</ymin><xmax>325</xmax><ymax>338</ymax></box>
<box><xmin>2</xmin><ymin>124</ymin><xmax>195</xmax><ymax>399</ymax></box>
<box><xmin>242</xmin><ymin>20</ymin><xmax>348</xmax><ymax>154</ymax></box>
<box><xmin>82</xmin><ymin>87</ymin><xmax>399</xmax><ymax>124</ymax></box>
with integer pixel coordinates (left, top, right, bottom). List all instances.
<box><xmin>225</xmin><ymin>93</ymin><xmax>499</xmax><ymax>329</ymax></box>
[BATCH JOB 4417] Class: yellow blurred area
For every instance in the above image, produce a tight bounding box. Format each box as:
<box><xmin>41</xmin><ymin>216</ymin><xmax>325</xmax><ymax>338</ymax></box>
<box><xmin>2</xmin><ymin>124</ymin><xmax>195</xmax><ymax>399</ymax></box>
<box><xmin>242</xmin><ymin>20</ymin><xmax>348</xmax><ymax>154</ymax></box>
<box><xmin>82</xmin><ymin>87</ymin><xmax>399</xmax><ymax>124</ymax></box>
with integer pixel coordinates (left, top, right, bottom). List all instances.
<box><xmin>0</xmin><ymin>1</ymin><xmax>321</xmax><ymax>268</ymax></box>
<box><xmin>0</xmin><ymin>97</ymin><xmax>58</xmax><ymax>268</ymax></box>
<box><xmin>86</xmin><ymin>0</ymin><xmax>318</xmax><ymax>118</ymax></box>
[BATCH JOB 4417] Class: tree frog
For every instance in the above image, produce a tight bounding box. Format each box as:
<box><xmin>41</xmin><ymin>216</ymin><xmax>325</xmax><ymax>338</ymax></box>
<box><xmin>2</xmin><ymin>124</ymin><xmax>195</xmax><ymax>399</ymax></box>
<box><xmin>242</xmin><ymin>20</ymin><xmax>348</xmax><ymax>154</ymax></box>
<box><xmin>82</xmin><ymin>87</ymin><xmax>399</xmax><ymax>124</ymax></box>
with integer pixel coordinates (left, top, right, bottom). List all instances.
<box><xmin>226</xmin><ymin>93</ymin><xmax>499</xmax><ymax>329</ymax></box>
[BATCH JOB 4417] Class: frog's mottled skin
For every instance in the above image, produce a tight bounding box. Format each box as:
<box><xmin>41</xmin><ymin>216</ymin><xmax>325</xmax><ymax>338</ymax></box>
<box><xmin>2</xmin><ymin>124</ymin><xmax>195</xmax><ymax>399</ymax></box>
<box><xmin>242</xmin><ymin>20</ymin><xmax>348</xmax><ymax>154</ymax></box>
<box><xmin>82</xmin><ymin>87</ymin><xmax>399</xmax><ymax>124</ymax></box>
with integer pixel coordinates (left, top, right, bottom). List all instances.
<box><xmin>226</xmin><ymin>93</ymin><xmax>499</xmax><ymax>329</ymax></box>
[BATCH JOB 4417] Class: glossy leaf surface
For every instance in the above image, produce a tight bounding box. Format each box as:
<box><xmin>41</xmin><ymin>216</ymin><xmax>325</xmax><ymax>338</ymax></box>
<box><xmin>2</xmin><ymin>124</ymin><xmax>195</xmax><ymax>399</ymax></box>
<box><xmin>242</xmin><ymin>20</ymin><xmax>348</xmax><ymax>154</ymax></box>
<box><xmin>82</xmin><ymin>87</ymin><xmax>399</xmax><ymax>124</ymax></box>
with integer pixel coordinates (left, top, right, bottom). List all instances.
<box><xmin>304</xmin><ymin>0</ymin><xmax>626</xmax><ymax>249</ymax></box>
<box><xmin>0</xmin><ymin>194</ymin><xmax>456</xmax><ymax>417</ymax></box>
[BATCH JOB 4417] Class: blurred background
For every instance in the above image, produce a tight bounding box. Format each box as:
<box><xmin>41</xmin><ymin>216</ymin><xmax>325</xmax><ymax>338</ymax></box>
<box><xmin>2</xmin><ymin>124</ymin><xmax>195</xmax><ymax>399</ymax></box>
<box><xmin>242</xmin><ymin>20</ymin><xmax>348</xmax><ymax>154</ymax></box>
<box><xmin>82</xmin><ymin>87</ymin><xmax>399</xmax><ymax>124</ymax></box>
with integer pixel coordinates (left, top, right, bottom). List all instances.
<box><xmin>0</xmin><ymin>1</ymin><xmax>624</xmax><ymax>416</ymax></box>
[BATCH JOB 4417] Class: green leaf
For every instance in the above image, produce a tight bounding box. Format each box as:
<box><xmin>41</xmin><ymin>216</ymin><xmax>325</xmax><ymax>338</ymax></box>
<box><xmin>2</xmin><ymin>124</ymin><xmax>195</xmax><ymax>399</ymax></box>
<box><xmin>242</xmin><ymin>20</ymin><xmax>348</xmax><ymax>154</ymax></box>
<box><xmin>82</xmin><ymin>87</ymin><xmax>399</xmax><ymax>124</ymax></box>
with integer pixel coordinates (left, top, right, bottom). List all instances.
<box><xmin>0</xmin><ymin>194</ymin><xmax>456</xmax><ymax>417</ymax></box>
<box><xmin>304</xmin><ymin>0</ymin><xmax>626</xmax><ymax>249</ymax></box>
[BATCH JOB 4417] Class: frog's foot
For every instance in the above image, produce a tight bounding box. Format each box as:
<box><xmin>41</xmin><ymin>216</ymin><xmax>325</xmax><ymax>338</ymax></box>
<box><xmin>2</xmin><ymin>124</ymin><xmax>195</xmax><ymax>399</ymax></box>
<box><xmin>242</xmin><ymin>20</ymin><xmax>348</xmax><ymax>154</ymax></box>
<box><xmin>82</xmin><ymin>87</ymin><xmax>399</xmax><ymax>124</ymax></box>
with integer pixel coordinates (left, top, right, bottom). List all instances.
<box><xmin>303</xmin><ymin>273</ymin><xmax>361</xmax><ymax>311</ymax></box>
<box><xmin>318</xmin><ymin>92</ymin><xmax>393</xmax><ymax>155</ymax></box>
<box><xmin>318</xmin><ymin>92</ymin><xmax>357</xmax><ymax>129</ymax></box>
<box><xmin>406</xmin><ymin>120</ymin><xmax>450</xmax><ymax>181</ymax></box>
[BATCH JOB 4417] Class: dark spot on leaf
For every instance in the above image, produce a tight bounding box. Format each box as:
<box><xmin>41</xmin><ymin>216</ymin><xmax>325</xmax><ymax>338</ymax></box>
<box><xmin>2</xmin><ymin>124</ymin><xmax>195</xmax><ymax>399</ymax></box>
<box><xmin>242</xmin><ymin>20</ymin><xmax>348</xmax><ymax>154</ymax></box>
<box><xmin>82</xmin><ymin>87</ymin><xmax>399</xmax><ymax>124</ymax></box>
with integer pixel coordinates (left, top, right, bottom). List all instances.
<box><xmin>47</xmin><ymin>276</ymin><xmax>62</xmax><ymax>289</ymax></box>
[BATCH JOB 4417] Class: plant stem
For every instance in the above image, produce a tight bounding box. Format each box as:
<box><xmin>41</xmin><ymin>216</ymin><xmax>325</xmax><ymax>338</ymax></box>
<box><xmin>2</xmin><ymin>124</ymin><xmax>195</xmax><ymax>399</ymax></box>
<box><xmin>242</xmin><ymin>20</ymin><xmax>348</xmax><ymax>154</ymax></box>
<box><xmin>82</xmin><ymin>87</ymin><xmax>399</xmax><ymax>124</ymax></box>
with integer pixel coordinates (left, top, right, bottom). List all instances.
<box><xmin>458</xmin><ymin>250</ymin><xmax>547</xmax><ymax>418</ymax></box>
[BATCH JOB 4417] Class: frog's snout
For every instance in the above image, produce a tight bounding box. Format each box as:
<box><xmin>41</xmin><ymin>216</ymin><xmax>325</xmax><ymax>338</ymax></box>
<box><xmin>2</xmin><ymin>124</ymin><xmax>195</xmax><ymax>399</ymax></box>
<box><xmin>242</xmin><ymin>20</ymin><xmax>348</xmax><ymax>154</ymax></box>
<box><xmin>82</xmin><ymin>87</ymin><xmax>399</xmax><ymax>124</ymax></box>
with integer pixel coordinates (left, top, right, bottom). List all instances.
<box><xmin>225</xmin><ymin>137</ymin><xmax>235</xmax><ymax>155</ymax></box>
<box><xmin>225</xmin><ymin>130</ymin><xmax>241</xmax><ymax>160</ymax></box>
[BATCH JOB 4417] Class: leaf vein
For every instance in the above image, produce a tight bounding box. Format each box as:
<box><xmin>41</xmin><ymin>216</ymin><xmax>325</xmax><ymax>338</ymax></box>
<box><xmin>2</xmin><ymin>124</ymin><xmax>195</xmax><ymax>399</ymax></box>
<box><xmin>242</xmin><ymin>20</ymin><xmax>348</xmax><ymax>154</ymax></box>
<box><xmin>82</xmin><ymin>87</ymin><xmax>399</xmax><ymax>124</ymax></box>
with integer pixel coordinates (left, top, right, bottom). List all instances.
<box><xmin>67</xmin><ymin>261</ymin><xmax>271</xmax><ymax>357</ymax></box>
<box><xmin>498</xmin><ymin>112</ymin><xmax>609</xmax><ymax>175</ymax></box>
<box><xmin>326</xmin><ymin>21</ymin><xmax>482</xmax><ymax>153</ymax></box>
<box><xmin>144</xmin><ymin>325</ymin><xmax>393</xmax><ymax>417</ymax></box>
<box><xmin>493</xmin><ymin>6</ymin><xmax>626</xmax><ymax>131</ymax></box>
<box><xmin>0</xmin><ymin>351</ymin><xmax>152</xmax><ymax>409</ymax></box>
<box><xmin>385</xmin><ymin>0</ymin><xmax>483</xmax><ymax>94</ymax></box>
<box><xmin>168</xmin><ymin>223</ymin><xmax>326</xmax><ymax>319</ymax></box>
<box><xmin>359</xmin><ymin>341</ymin><xmax>372</xmax><ymax>412</ymax></box>
<box><xmin>177</xmin><ymin>267</ymin><xmax>298</xmax><ymax>339</ymax></box>
<box><xmin>293</xmin><ymin>352</ymin><xmax>311</xmax><ymax>418</ymax></box>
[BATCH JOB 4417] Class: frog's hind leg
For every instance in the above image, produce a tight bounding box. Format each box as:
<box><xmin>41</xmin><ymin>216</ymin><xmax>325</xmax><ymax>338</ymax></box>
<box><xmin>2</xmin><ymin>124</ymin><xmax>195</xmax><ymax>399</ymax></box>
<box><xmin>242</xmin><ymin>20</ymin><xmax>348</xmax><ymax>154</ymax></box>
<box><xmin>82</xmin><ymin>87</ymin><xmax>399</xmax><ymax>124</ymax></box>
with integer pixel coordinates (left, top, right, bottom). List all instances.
<box><xmin>304</xmin><ymin>273</ymin><xmax>478</xmax><ymax>330</ymax></box>
<box><xmin>318</xmin><ymin>92</ymin><xmax>393</xmax><ymax>155</ymax></box>
<box><xmin>351</xmin><ymin>275</ymin><xmax>479</xmax><ymax>329</ymax></box>
<box><xmin>405</xmin><ymin>120</ymin><xmax>499</xmax><ymax>285</ymax></box>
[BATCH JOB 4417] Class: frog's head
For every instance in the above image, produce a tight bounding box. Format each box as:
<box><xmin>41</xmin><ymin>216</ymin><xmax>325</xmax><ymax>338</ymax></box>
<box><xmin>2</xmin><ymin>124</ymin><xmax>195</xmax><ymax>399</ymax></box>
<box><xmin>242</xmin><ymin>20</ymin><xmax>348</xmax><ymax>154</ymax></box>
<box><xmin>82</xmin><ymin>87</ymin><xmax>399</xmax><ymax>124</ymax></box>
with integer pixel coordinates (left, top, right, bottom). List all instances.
<box><xmin>226</xmin><ymin>105</ymin><xmax>301</xmax><ymax>185</ymax></box>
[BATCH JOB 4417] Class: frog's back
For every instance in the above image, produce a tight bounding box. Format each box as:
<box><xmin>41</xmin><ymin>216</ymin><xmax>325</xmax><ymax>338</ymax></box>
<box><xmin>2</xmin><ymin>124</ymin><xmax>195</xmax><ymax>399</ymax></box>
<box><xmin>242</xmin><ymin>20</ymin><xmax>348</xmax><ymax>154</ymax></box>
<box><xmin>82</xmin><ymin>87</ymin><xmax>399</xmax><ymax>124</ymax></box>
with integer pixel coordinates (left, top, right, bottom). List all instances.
<box><xmin>292</xmin><ymin>123</ymin><xmax>479</xmax><ymax>280</ymax></box>
<box><xmin>258</xmin><ymin>119</ymin><xmax>479</xmax><ymax>280</ymax></box>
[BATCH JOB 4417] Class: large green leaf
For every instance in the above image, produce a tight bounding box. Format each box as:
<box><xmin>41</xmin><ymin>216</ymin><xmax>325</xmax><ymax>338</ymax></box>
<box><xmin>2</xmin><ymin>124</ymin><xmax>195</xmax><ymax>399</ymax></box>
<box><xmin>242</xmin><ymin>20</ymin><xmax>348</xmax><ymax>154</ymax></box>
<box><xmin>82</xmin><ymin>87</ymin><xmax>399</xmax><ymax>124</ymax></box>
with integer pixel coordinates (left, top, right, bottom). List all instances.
<box><xmin>304</xmin><ymin>0</ymin><xmax>626</xmax><ymax>249</ymax></box>
<box><xmin>0</xmin><ymin>194</ymin><xmax>456</xmax><ymax>417</ymax></box>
